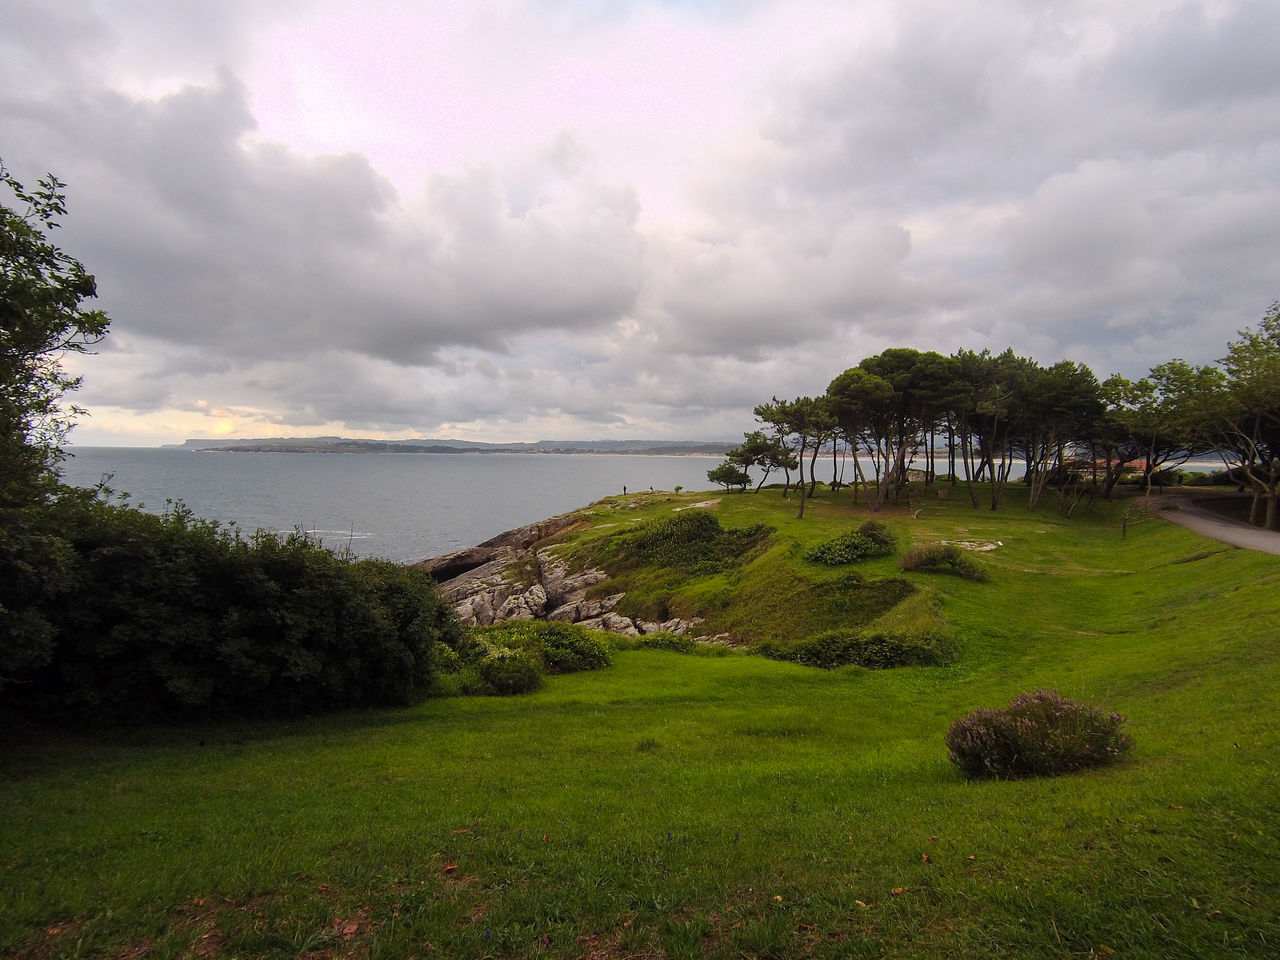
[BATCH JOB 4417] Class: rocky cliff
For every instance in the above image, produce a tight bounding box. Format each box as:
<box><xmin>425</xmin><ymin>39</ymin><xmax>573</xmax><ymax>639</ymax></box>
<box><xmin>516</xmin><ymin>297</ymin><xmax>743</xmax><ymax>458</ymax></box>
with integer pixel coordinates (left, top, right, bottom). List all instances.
<box><xmin>413</xmin><ymin>512</ymin><xmax>700</xmax><ymax>637</ymax></box>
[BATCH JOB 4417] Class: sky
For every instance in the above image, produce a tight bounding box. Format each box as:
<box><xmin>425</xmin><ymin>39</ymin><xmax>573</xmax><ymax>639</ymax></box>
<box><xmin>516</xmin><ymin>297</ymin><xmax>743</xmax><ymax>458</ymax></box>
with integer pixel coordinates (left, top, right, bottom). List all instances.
<box><xmin>4</xmin><ymin>0</ymin><xmax>1278</xmax><ymax>445</ymax></box>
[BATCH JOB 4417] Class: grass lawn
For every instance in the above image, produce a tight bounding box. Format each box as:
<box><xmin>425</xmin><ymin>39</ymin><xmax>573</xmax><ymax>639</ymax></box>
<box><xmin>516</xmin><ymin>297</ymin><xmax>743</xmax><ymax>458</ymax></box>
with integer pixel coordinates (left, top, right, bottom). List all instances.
<box><xmin>3</xmin><ymin>484</ymin><xmax>1278</xmax><ymax>959</ymax></box>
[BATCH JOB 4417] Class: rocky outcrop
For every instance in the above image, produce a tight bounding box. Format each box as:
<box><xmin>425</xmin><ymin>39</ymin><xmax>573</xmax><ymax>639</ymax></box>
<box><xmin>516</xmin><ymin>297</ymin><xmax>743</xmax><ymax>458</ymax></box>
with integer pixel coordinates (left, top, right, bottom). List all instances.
<box><xmin>415</xmin><ymin>514</ymin><xmax>702</xmax><ymax>637</ymax></box>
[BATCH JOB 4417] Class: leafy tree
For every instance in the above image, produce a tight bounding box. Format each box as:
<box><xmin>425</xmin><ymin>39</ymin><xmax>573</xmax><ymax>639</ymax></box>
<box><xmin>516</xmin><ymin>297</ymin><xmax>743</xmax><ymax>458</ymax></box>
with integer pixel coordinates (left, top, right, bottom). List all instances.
<box><xmin>707</xmin><ymin>461</ymin><xmax>751</xmax><ymax>492</ymax></box>
<box><xmin>726</xmin><ymin>430</ymin><xmax>792</xmax><ymax>492</ymax></box>
<box><xmin>1103</xmin><ymin>361</ymin><xmax>1221</xmax><ymax>496</ymax></box>
<box><xmin>1013</xmin><ymin>360</ymin><xmax>1104</xmax><ymax>509</ymax></box>
<box><xmin>836</xmin><ymin>349</ymin><xmax>958</xmax><ymax>511</ymax></box>
<box><xmin>1217</xmin><ymin>303</ymin><xmax>1280</xmax><ymax>528</ymax></box>
<box><xmin>827</xmin><ymin>365</ymin><xmax>893</xmax><ymax>505</ymax></box>
<box><xmin>1093</xmin><ymin>375</ymin><xmax>1149</xmax><ymax>498</ymax></box>
<box><xmin>761</xmin><ymin>395</ymin><xmax>831</xmax><ymax>518</ymax></box>
<box><xmin>1</xmin><ymin>163</ymin><xmax>109</xmax><ymax>506</ymax></box>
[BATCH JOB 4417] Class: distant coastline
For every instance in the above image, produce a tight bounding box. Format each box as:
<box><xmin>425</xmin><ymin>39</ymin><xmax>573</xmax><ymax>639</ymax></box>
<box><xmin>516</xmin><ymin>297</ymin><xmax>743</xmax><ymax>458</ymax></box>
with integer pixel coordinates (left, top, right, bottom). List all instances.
<box><xmin>166</xmin><ymin>437</ymin><xmax>735</xmax><ymax>457</ymax></box>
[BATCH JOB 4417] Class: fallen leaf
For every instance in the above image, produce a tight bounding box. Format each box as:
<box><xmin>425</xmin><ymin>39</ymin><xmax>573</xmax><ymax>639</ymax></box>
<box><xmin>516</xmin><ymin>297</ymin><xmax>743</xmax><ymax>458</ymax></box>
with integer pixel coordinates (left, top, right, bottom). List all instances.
<box><xmin>443</xmin><ymin>864</ymin><xmax>459</xmax><ymax>873</ymax></box>
<box><xmin>854</xmin><ymin>900</ymin><xmax>869</xmax><ymax>910</ymax></box>
<box><xmin>891</xmin><ymin>888</ymin><xmax>905</xmax><ymax>896</ymax></box>
<box><xmin>921</xmin><ymin>854</ymin><xmax>930</xmax><ymax>863</ymax></box>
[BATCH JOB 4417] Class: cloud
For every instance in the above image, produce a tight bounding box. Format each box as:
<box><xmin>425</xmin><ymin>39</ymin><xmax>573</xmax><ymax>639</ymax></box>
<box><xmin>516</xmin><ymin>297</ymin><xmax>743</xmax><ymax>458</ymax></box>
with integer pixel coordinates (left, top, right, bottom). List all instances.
<box><xmin>6</xmin><ymin>0</ymin><xmax>1280</xmax><ymax>444</ymax></box>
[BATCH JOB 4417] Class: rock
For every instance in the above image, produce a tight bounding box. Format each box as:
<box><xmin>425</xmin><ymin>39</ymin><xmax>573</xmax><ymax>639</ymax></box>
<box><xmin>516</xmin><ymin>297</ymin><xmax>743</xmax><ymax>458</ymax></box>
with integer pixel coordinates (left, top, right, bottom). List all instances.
<box><xmin>601</xmin><ymin>613</ymin><xmax>640</xmax><ymax>636</ymax></box>
<box><xmin>419</xmin><ymin>513</ymin><xmax>637</xmax><ymax>631</ymax></box>
<box><xmin>413</xmin><ymin>514</ymin><xmax>583</xmax><ymax>580</ymax></box>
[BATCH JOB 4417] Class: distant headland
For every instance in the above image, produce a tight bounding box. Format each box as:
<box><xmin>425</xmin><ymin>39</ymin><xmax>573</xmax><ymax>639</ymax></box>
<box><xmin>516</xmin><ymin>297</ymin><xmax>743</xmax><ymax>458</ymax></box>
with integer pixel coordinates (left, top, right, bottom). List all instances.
<box><xmin>166</xmin><ymin>437</ymin><xmax>735</xmax><ymax>456</ymax></box>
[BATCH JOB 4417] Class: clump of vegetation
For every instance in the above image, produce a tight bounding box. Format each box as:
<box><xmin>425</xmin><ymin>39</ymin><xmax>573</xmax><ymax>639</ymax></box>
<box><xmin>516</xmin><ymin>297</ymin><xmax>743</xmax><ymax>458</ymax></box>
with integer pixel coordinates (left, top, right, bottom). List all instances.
<box><xmin>4</xmin><ymin>492</ymin><xmax>462</xmax><ymax>724</ymax></box>
<box><xmin>431</xmin><ymin>621</ymin><xmax>614</xmax><ymax>697</ymax></box>
<box><xmin>476</xmin><ymin>646</ymin><xmax>545</xmax><ymax>696</ymax></box>
<box><xmin>604</xmin><ymin>510</ymin><xmax>772</xmax><ymax>573</ymax></box>
<box><xmin>945</xmin><ymin>689</ymin><xmax>1134</xmax><ymax>779</ymax></box>
<box><xmin>473</xmin><ymin>620</ymin><xmax>613</xmax><ymax>674</ymax></box>
<box><xmin>804</xmin><ymin>520</ymin><xmax>897</xmax><ymax>565</ymax></box>
<box><xmin>618</xmin><ymin>631</ymin><xmax>696</xmax><ymax>653</ymax></box>
<box><xmin>857</xmin><ymin>519</ymin><xmax>898</xmax><ymax>552</ymax></box>
<box><xmin>759</xmin><ymin>627</ymin><xmax>957</xmax><ymax>670</ymax></box>
<box><xmin>901</xmin><ymin>542</ymin><xmax>989</xmax><ymax>581</ymax></box>
<box><xmin>805</xmin><ymin>531</ymin><xmax>876</xmax><ymax>565</ymax></box>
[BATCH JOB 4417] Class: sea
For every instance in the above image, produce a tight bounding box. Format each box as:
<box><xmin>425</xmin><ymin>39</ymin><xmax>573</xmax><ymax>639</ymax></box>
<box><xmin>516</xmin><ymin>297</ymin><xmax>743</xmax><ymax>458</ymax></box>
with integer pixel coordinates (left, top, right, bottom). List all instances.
<box><xmin>57</xmin><ymin>447</ymin><xmax>730</xmax><ymax>563</ymax></box>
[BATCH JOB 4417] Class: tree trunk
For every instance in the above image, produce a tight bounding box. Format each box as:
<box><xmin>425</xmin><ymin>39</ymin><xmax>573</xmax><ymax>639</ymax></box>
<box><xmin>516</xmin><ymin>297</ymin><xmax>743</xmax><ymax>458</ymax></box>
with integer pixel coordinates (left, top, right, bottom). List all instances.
<box><xmin>795</xmin><ymin>437</ymin><xmax>808</xmax><ymax>519</ymax></box>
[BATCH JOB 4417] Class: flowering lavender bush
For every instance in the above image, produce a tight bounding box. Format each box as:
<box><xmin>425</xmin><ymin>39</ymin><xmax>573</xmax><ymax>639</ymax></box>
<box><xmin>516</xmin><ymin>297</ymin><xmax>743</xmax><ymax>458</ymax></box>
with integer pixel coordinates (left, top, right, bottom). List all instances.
<box><xmin>945</xmin><ymin>689</ymin><xmax>1134</xmax><ymax>778</ymax></box>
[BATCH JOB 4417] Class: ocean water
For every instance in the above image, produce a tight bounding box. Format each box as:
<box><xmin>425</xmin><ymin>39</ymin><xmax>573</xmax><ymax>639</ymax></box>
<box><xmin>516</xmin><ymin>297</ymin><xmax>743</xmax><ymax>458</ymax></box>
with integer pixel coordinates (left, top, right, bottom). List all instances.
<box><xmin>58</xmin><ymin>448</ymin><xmax>728</xmax><ymax>563</ymax></box>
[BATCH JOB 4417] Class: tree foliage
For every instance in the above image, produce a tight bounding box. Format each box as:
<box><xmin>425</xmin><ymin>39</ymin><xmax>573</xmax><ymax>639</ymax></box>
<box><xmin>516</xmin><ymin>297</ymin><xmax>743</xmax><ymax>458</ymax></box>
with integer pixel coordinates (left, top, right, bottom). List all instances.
<box><xmin>5</xmin><ymin>493</ymin><xmax>463</xmax><ymax>722</ymax></box>
<box><xmin>1</xmin><ymin>163</ymin><xmax>109</xmax><ymax>505</ymax></box>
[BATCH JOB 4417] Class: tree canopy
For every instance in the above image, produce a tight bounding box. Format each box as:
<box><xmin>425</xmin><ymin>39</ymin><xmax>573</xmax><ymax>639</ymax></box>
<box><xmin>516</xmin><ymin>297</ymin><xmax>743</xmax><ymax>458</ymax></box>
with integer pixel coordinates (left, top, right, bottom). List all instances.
<box><xmin>1</xmin><ymin>163</ymin><xmax>109</xmax><ymax>506</ymax></box>
<box><xmin>733</xmin><ymin>307</ymin><xmax>1280</xmax><ymax>529</ymax></box>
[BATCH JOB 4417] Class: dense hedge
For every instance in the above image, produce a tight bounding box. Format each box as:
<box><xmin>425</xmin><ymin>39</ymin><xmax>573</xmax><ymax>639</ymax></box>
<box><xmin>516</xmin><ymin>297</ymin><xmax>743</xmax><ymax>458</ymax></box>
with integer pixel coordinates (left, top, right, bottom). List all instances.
<box><xmin>1</xmin><ymin>490</ymin><xmax>462</xmax><ymax>723</ymax></box>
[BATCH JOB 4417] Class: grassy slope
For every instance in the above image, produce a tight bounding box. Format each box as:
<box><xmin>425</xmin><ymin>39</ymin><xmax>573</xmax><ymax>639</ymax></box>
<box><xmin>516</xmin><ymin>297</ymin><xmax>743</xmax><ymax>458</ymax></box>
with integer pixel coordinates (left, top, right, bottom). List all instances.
<box><xmin>2</xmin><ymin>485</ymin><xmax>1278</xmax><ymax>959</ymax></box>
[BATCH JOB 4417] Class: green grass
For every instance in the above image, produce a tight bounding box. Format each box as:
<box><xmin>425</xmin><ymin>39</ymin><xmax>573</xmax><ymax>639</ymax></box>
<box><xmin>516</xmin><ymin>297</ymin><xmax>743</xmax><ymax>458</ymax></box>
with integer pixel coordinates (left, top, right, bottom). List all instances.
<box><xmin>3</xmin><ymin>483</ymin><xmax>1279</xmax><ymax>958</ymax></box>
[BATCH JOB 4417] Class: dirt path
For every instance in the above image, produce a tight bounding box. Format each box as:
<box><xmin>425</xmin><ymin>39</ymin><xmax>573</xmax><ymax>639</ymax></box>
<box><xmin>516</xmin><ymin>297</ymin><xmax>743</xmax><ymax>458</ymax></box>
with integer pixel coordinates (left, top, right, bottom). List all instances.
<box><xmin>1149</xmin><ymin>496</ymin><xmax>1280</xmax><ymax>556</ymax></box>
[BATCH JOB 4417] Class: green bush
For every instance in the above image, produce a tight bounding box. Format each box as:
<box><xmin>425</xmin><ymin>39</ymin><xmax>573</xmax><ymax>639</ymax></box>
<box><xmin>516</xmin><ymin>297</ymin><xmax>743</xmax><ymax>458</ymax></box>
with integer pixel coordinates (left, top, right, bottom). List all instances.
<box><xmin>805</xmin><ymin>522</ymin><xmax>897</xmax><ymax>566</ymax></box>
<box><xmin>759</xmin><ymin>627</ymin><xmax>957</xmax><ymax>670</ymax></box>
<box><xmin>638</xmin><ymin>631</ymin><xmax>697</xmax><ymax>653</ymax></box>
<box><xmin>608</xmin><ymin>511</ymin><xmax>772</xmax><ymax>573</ymax></box>
<box><xmin>805</xmin><ymin>532</ymin><xmax>876</xmax><ymax>565</ymax></box>
<box><xmin>477</xmin><ymin>647</ymin><xmax>544</xmax><ymax>695</ymax></box>
<box><xmin>474</xmin><ymin>621</ymin><xmax>612</xmax><ymax>674</ymax></box>
<box><xmin>901</xmin><ymin>542</ymin><xmax>989</xmax><ymax>581</ymax></box>
<box><xmin>945</xmin><ymin>689</ymin><xmax>1134</xmax><ymax>778</ymax></box>
<box><xmin>3</xmin><ymin>490</ymin><xmax>462</xmax><ymax>723</ymax></box>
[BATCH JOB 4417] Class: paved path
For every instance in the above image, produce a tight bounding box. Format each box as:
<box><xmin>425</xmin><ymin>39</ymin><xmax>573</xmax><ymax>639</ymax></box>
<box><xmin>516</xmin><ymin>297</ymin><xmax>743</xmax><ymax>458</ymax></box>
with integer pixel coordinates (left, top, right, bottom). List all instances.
<box><xmin>1149</xmin><ymin>496</ymin><xmax>1280</xmax><ymax>556</ymax></box>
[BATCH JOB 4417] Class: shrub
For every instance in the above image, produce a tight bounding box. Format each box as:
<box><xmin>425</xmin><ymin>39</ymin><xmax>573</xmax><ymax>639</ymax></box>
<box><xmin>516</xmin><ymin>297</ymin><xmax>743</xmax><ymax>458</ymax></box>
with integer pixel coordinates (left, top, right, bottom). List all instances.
<box><xmin>759</xmin><ymin>627</ymin><xmax>957</xmax><ymax>670</ymax></box>
<box><xmin>805</xmin><ymin>523</ymin><xmax>897</xmax><ymax>566</ymax></box>
<box><xmin>5</xmin><ymin>490</ymin><xmax>462</xmax><ymax>723</ymax></box>
<box><xmin>474</xmin><ymin>621</ymin><xmax>612</xmax><ymax>674</ymax></box>
<box><xmin>607</xmin><ymin>511</ymin><xmax>772</xmax><ymax>573</ymax></box>
<box><xmin>805</xmin><ymin>532</ymin><xmax>876</xmax><ymax>565</ymax></box>
<box><xmin>477</xmin><ymin>647</ymin><xmax>544</xmax><ymax>695</ymax></box>
<box><xmin>901</xmin><ymin>542</ymin><xmax>989</xmax><ymax>581</ymax></box>
<box><xmin>857</xmin><ymin>520</ymin><xmax>898</xmax><ymax>552</ymax></box>
<box><xmin>638</xmin><ymin>631</ymin><xmax>696</xmax><ymax>653</ymax></box>
<box><xmin>945</xmin><ymin>689</ymin><xmax>1134</xmax><ymax>779</ymax></box>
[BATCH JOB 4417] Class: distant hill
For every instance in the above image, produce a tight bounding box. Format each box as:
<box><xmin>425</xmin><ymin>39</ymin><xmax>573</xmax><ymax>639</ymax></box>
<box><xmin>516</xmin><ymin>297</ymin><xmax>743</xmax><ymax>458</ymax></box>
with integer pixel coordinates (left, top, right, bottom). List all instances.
<box><xmin>168</xmin><ymin>437</ymin><xmax>735</xmax><ymax>456</ymax></box>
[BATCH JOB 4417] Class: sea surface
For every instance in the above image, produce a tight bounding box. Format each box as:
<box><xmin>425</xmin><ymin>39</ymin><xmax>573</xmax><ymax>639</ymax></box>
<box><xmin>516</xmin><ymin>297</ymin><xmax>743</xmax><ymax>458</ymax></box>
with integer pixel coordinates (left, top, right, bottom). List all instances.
<box><xmin>58</xmin><ymin>447</ymin><xmax>729</xmax><ymax>563</ymax></box>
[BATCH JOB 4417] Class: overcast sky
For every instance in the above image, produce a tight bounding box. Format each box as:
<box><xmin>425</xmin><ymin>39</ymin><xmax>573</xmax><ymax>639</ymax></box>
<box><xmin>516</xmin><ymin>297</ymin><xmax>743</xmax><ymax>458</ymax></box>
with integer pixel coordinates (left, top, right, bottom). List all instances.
<box><xmin>4</xmin><ymin>0</ymin><xmax>1278</xmax><ymax>445</ymax></box>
